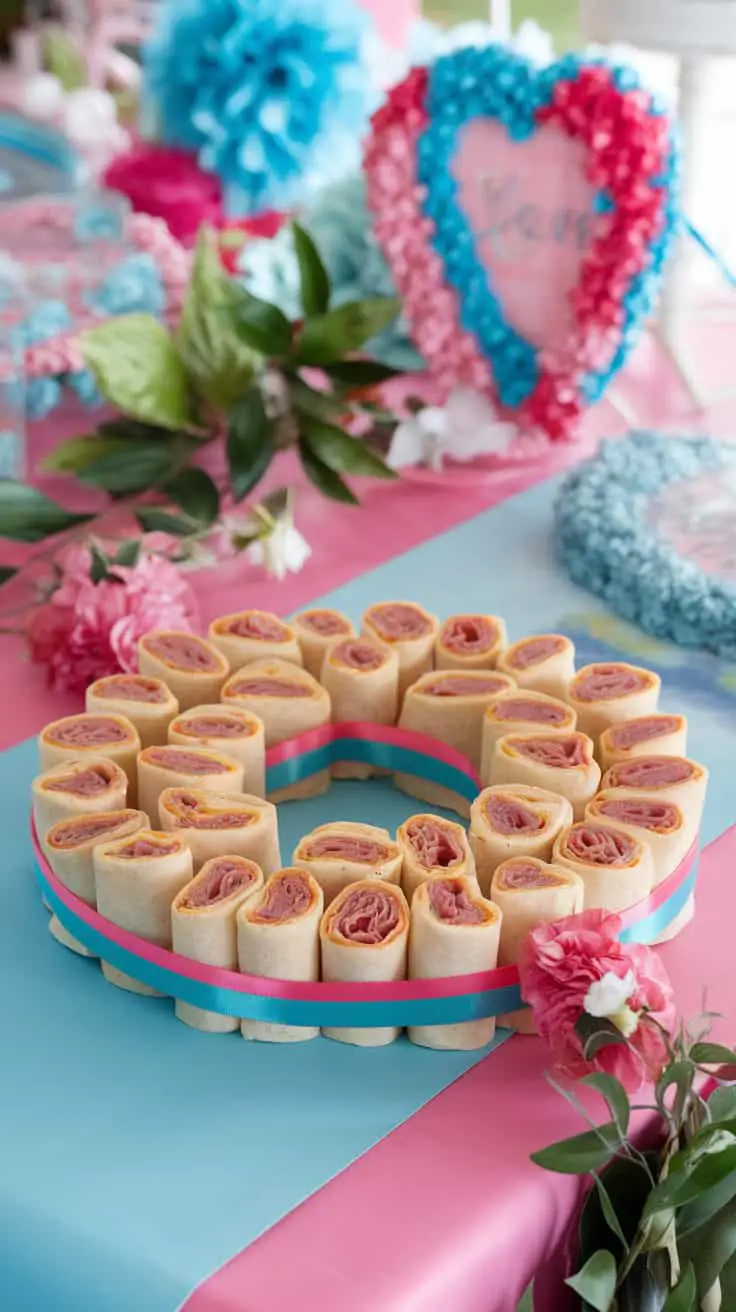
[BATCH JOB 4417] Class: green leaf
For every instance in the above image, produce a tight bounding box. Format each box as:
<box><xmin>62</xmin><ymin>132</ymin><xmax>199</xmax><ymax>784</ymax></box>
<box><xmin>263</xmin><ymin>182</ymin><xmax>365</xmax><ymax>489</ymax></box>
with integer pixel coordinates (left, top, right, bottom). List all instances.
<box><xmin>176</xmin><ymin>228</ymin><xmax>258</xmax><ymax>410</ymax></box>
<box><xmin>136</xmin><ymin>509</ymin><xmax>197</xmax><ymax>536</ymax></box>
<box><xmin>0</xmin><ymin>564</ymin><xmax>18</xmax><ymax>585</ymax></box>
<box><xmin>580</xmin><ymin>1074</ymin><xmax>631</xmax><ymax>1138</ymax></box>
<box><xmin>691</xmin><ymin>1044</ymin><xmax>736</xmax><ymax>1067</ymax></box>
<box><xmin>287</xmin><ymin>375</ymin><xmax>346</xmax><ymax>422</ymax></box>
<box><xmin>292</xmin><ymin>221</ymin><xmax>330</xmax><ymax>317</ymax></box>
<box><xmin>295</xmin><ymin>297</ymin><xmax>402</xmax><ymax>366</ymax></box>
<box><xmin>113</xmin><ymin>540</ymin><xmax>141</xmax><ymax>568</ymax></box>
<box><xmin>42</xmin><ymin>27</ymin><xmax>86</xmax><ymax>90</ymax></box>
<box><xmin>592</xmin><ymin>1175</ymin><xmax>630</xmax><ymax>1252</ymax></box>
<box><xmin>580</xmin><ymin>1154</ymin><xmax>655</xmax><ymax>1265</ymax></box>
<box><xmin>565</xmin><ymin>1250</ymin><xmax>617</xmax><ymax>1312</ymax></box>
<box><xmin>680</xmin><ymin>1196</ymin><xmax>736</xmax><ymax>1295</ymax></box>
<box><xmin>230</xmin><ymin>287</ymin><xmax>293</xmax><ymax>357</ymax></box>
<box><xmin>322</xmin><ymin>359</ymin><xmax>403</xmax><ymax>386</ymax></box>
<box><xmin>515</xmin><ymin>1281</ymin><xmax>534</xmax><ymax>1312</ymax></box>
<box><xmin>576</xmin><ymin>1013</ymin><xmax>629</xmax><ymax>1061</ymax></box>
<box><xmin>708</xmin><ymin>1086</ymin><xmax>736</xmax><ymax>1125</ymax></box>
<box><xmin>299</xmin><ymin>414</ymin><xmax>397</xmax><ymax>481</ymax></box>
<box><xmin>82</xmin><ymin>315</ymin><xmax>193</xmax><ymax>430</ymax></box>
<box><xmin>77</xmin><ymin>439</ymin><xmax>193</xmax><ymax>497</ymax></box>
<box><xmin>644</xmin><ymin>1146</ymin><xmax>736</xmax><ymax>1217</ymax></box>
<box><xmin>656</xmin><ymin>1061</ymin><xmax>696</xmax><ymax>1124</ymax></box>
<box><xmin>88</xmin><ymin>543</ymin><xmax>109</xmax><ymax>584</ymax></box>
<box><xmin>227</xmin><ymin>388</ymin><xmax>274</xmax><ymax>502</ymax></box>
<box><xmin>298</xmin><ymin>438</ymin><xmax>359</xmax><ymax>505</ymax></box>
<box><xmin>662</xmin><ymin>1263</ymin><xmax>696</xmax><ymax>1311</ymax></box>
<box><xmin>163</xmin><ymin>468</ymin><xmax>220</xmax><ymax>527</ymax></box>
<box><xmin>0</xmin><ymin>482</ymin><xmax>93</xmax><ymax>543</ymax></box>
<box><xmin>530</xmin><ymin>1122</ymin><xmax>621</xmax><ymax>1176</ymax></box>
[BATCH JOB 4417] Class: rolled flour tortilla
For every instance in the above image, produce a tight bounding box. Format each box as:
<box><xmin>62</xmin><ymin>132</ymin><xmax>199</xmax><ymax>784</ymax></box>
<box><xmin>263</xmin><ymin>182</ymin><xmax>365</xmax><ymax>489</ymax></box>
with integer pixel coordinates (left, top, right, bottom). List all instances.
<box><xmin>32</xmin><ymin>757</ymin><xmax>128</xmax><ymax>839</ymax></box>
<box><xmin>94</xmin><ymin>830</ymin><xmax>193</xmax><ymax>994</ymax></box>
<box><xmin>292</xmin><ymin>608</ymin><xmax>355</xmax><ymax>678</ymax></box>
<box><xmin>208</xmin><ymin>609</ymin><xmax>303</xmax><ymax>670</ymax></box>
<box><xmin>408</xmin><ymin>875</ymin><xmax>502</xmax><ymax>1051</ymax></box>
<box><xmin>43</xmin><ymin>808</ymin><xmax>147</xmax><ymax>957</ymax></box>
<box><xmin>567</xmin><ymin>663</ymin><xmax>661</xmax><ymax>742</ymax></box>
<box><xmin>39</xmin><ymin>714</ymin><xmax>141</xmax><ymax>804</ymax></box>
<box><xmin>221</xmin><ymin>658</ymin><xmax>331</xmax><ymax>801</ymax></box>
<box><xmin>491</xmin><ymin>857</ymin><xmax>584</xmax><ymax>1032</ymax></box>
<box><xmin>320</xmin><ymin>880</ymin><xmax>410</xmax><ymax>1047</ymax></box>
<box><xmin>469</xmin><ymin>784</ymin><xmax>574</xmax><ymax>895</ymax></box>
<box><xmin>553</xmin><ymin>821</ymin><xmax>654</xmax><ymax>912</ymax></box>
<box><xmin>168</xmin><ymin>704</ymin><xmax>266</xmax><ymax>797</ymax></box>
<box><xmin>159</xmin><ymin>788</ymin><xmax>280</xmax><ymax>874</ymax></box>
<box><xmin>137</xmin><ymin>744</ymin><xmax>244</xmax><ymax>826</ymax></box>
<box><xmin>496</xmin><ymin>634</ymin><xmax>576</xmax><ymax>702</ymax></box>
<box><xmin>321</xmin><ymin>636</ymin><xmax>399</xmax><ymax>779</ymax></box>
<box><xmin>434</xmin><ymin>614</ymin><xmax>506</xmax><ymax>671</ymax></box>
<box><xmin>172</xmin><ymin>856</ymin><xmax>264</xmax><ymax>1033</ymax></box>
<box><xmin>238</xmin><ymin>868</ymin><xmax>323</xmax><ymax>1043</ymax></box>
<box><xmin>599</xmin><ymin>714</ymin><xmax>688</xmax><ymax>774</ymax></box>
<box><xmin>86</xmin><ymin>674</ymin><xmax>179</xmax><ymax>749</ymax></box>
<box><xmin>362</xmin><ymin>601</ymin><xmax>439</xmax><ymax>699</ymax></box>
<box><xmin>489</xmin><ymin>732</ymin><xmax>600</xmax><ymax>821</ymax></box>
<box><xmin>600</xmin><ymin>755</ymin><xmax>708</xmax><ymax>841</ymax></box>
<box><xmin>586</xmin><ymin>793</ymin><xmax>691</xmax><ymax>885</ymax></box>
<box><xmin>138</xmin><ymin>631</ymin><xmax>229</xmax><ymax>711</ymax></box>
<box><xmin>397</xmin><ymin>813</ymin><xmax>477</xmax><ymax>902</ymax></box>
<box><xmin>480</xmin><ymin>691</ymin><xmax>577</xmax><ymax>784</ymax></box>
<box><xmin>293</xmin><ymin>821</ymin><xmax>402</xmax><ymax>906</ymax></box>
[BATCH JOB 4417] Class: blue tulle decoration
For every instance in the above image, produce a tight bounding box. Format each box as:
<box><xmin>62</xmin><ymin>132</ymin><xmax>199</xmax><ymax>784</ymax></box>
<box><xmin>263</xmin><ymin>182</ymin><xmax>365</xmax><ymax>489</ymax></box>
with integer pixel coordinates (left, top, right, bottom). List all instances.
<box><xmin>144</xmin><ymin>0</ymin><xmax>375</xmax><ymax>216</ymax></box>
<box><xmin>65</xmin><ymin>369</ymin><xmax>104</xmax><ymax>407</ymax></box>
<box><xmin>87</xmin><ymin>253</ymin><xmax>166</xmax><ymax>318</ymax></box>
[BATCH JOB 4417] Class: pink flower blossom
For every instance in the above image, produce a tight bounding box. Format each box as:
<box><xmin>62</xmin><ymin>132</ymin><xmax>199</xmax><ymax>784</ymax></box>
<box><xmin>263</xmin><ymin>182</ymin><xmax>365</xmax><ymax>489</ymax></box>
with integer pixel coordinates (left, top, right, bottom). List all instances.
<box><xmin>104</xmin><ymin>144</ymin><xmax>223</xmax><ymax>245</ymax></box>
<box><xmin>28</xmin><ymin>545</ymin><xmax>199</xmax><ymax>695</ymax></box>
<box><xmin>518</xmin><ymin>908</ymin><xmax>676</xmax><ymax>1092</ymax></box>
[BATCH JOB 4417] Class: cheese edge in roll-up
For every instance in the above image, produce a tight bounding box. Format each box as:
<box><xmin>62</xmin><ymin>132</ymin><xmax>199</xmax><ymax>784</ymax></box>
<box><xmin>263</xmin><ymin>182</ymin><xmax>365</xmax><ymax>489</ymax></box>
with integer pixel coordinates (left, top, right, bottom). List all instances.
<box><xmin>552</xmin><ymin>821</ymin><xmax>654</xmax><ymax>913</ymax></box>
<box><xmin>320</xmin><ymin>880</ymin><xmax>410</xmax><ymax>1047</ymax></box>
<box><xmin>208</xmin><ymin>609</ymin><xmax>303</xmax><ymax>671</ymax></box>
<box><xmin>586</xmin><ymin>792</ymin><xmax>691</xmax><ymax>885</ymax></box>
<box><xmin>321</xmin><ymin>636</ymin><xmax>399</xmax><ymax>779</ymax></box>
<box><xmin>396</xmin><ymin>812</ymin><xmax>477</xmax><ymax>902</ymax></box>
<box><xmin>137</xmin><ymin>630</ymin><xmax>229</xmax><ymax>711</ymax></box>
<box><xmin>496</xmin><ymin>634</ymin><xmax>576</xmax><ymax>701</ymax></box>
<box><xmin>408</xmin><ymin>875</ymin><xmax>502</xmax><ymax>1051</ymax></box>
<box><xmin>293</xmin><ymin>821</ymin><xmax>402</xmax><ymax>906</ymax></box>
<box><xmin>137</xmin><ymin>744</ymin><xmax>244</xmax><ymax>827</ymax></box>
<box><xmin>600</xmin><ymin>755</ymin><xmax>708</xmax><ymax>840</ymax></box>
<box><xmin>32</xmin><ymin>756</ymin><xmax>129</xmax><ymax>839</ymax></box>
<box><xmin>599</xmin><ymin>714</ymin><xmax>688</xmax><ymax>774</ymax></box>
<box><xmin>43</xmin><ymin>808</ymin><xmax>147</xmax><ymax>957</ymax></box>
<box><xmin>237</xmin><ymin>867</ymin><xmax>323</xmax><ymax>1043</ymax></box>
<box><xmin>292</xmin><ymin>608</ymin><xmax>354</xmax><ymax>678</ymax></box>
<box><xmin>480</xmin><ymin>690</ymin><xmax>577</xmax><ymax>785</ymax></box>
<box><xmin>469</xmin><ymin>784</ymin><xmax>573</xmax><ymax>895</ymax></box>
<box><xmin>86</xmin><ymin>674</ymin><xmax>179</xmax><ymax>749</ymax></box>
<box><xmin>361</xmin><ymin>601</ymin><xmax>439</xmax><ymax>699</ymax></box>
<box><xmin>38</xmin><ymin>713</ymin><xmax>141</xmax><ymax>804</ymax></box>
<box><xmin>434</xmin><ymin>613</ymin><xmax>507</xmax><ymax>671</ymax></box>
<box><xmin>168</xmin><ymin>704</ymin><xmax>266</xmax><ymax>797</ymax></box>
<box><xmin>158</xmin><ymin>787</ymin><xmax>281</xmax><ymax>873</ymax></box>
<box><xmin>567</xmin><ymin>662</ymin><xmax>661</xmax><ymax>743</ymax></box>
<box><xmin>489</xmin><ymin>732</ymin><xmax>601</xmax><ymax>821</ymax></box>
<box><xmin>221</xmin><ymin>658</ymin><xmax>331</xmax><ymax>801</ymax></box>
<box><xmin>94</xmin><ymin>830</ymin><xmax>193</xmax><ymax>995</ymax></box>
<box><xmin>172</xmin><ymin>856</ymin><xmax>264</xmax><ymax>1033</ymax></box>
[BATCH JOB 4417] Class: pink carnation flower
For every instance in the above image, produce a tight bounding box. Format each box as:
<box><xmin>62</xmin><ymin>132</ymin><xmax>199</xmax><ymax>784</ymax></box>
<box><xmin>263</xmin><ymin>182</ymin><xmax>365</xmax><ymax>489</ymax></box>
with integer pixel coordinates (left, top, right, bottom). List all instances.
<box><xmin>104</xmin><ymin>144</ymin><xmax>223</xmax><ymax>245</ymax></box>
<box><xmin>518</xmin><ymin>908</ymin><xmax>676</xmax><ymax>1092</ymax></box>
<box><xmin>28</xmin><ymin>544</ymin><xmax>199</xmax><ymax>695</ymax></box>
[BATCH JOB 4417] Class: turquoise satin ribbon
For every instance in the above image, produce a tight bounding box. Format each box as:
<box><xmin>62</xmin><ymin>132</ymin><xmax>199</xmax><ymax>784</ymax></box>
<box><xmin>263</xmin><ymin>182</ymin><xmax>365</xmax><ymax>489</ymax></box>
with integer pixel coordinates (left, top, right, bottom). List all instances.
<box><xmin>266</xmin><ymin>739</ymin><xmax>479</xmax><ymax>803</ymax></box>
<box><xmin>619</xmin><ymin>854</ymin><xmax>699</xmax><ymax>945</ymax></box>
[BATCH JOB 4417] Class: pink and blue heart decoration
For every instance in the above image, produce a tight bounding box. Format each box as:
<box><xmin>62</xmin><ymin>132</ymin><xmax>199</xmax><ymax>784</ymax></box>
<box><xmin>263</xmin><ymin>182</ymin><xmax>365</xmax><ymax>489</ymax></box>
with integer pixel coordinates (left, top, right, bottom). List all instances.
<box><xmin>364</xmin><ymin>49</ymin><xmax>680</xmax><ymax>442</ymax></box>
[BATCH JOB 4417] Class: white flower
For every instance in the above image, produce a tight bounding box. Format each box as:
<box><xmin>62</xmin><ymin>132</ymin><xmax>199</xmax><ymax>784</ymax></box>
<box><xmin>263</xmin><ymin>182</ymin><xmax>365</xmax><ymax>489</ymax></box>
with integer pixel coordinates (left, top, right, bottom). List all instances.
<box><xmin>387</xmin><ymin>388</ymin><xmax>517</xmax><ymax>471</ymax></box>
<box><xmin>22</xmin><ymin>73</ymin><xmax>65</xmax><ymax>122</ymax></box>
<box><xmin>248</xmin><ymin>516</ymin><xmax>311</xmax><ymax>581</ymax></box>
<box><xmin>585</xmin><ymin>970</ymin><xmax>639</xmax><ymax>1037</ymax></box>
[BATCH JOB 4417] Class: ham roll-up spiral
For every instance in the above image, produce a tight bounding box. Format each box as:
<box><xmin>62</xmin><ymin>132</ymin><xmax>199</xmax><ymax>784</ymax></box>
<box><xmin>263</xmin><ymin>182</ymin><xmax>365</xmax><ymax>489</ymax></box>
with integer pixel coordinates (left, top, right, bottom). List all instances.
<box><xmin>566</xmin><ymin>663</ymin><xmax>661</xmax><ymax>743</ymax></box>
<box><xmin>32</xmin><ymin>757</ymin><xmax>128</xmax><ymax>839</ymax></box>
<box><xmin>434</xmin><ymin>613</ymin><xmax>506</xmax><ymax>671</ymax></box>
<box><xmin>42</xmin><ymin>808</ymin><xmax>147</xmax><ymax>957</ymax></box>
<box><xmin>172</xmin><ymin>856</ymin><xmax>264</xmax><ymax>1033</ymax></box>
<box><xmin>397</xmin><ymin>813</ymin><xmax>477</xmax><ymax>901</ymax></box>
<box><xmin>320</xmin><ymin>880</ymin><xmax>410</xmax><ymax>1048</ymax></box>
<box><xmin>489</xmin><ymin>732</ymin><xmax>600</xmax><ymax>821</ymax></box>
<box><xmin>480</xmin><ymin>691</ymin><xmax>577</xmax><ymax>784</ymax></box>
<box><xmin>408</xmin><ymin>876</ymin><xmax>502</xmax><ymax>1051</ymax></box>
<box><xmin>553</xmin><ymin>822</ymin><xmax>654</xmax><ymax>913</ymax></box>
<box><xmin>469</xmin><ymin>784</ymin><xmax>573</xmax><ymax>895</ymax></box>
<box><xmin>138</xmin><ymin>631</ymin><xmax>229</xmax><ymax>711</ymax></box>
<box><xmin>137</xmin><ymin>745</ymin><xmax>244</xmax><ymax>825</ymax></box>
<box><xmin>293</xmin><ymin>822</ymin><xmax>402</xmax><ymax>907</ymax></box>
<box><xmin>362</xmin><ymin>601</ymin><xmax>439</xmax><ymax>699</ymax></box>
<box><xmin>208</xmin><ymin>609</ymin><xmax>303</xmax><ymax>670</ymax></box>
<box><xmin>86</xmin><ymin>674</ymin><xmax>178</xmax><ymax>749</ymax></box>
<box><xmin>168</xmin><ymin>704</ymin><xmax>265</xmax><ymax>797</ymax></box>
<box><xmin>221</xmin><ymin>658</ymin><xmax>331</xmax><ymax>801</ymax></box>
<box><xmin>238</xmin><ymin>868</ymin><xmax>323</xmax><ymax>1043</ymax></box>
<box><xmin>39</xmin><ymin>714</ymin><xmax>141</xmax><ymax>804</ymax></box>
<box><xmin>158</xmin><ymin>788</ymin><xmax>280</xmax><ymax>874</ymax></box>
<box><xmin>292</xmin><ymin>608</ymin><xmax>354</xmax><ymax>678</ymax></box>
<box><xmin>320</xmin><ymin>637</ymin><xmax>399</xmax><ymax>779</ymax></box>
<box><xmin>496</xmin><ymin>634</ymin><xmax>575</xmax><ymax>702</ymax></box>
<box><xmin>599</xmin><ymin>714</ymin><xmax>688</xmax><ymax>774</ymax></box>
<box><xmin>600</xmin><ymin>755</ymin><xmax>708</xmax><ymax>841</ymax></box>
<box><xmin>586</xmin><ymin>793</ymin><xmax>691</xmax><ymax>885</ymax></box>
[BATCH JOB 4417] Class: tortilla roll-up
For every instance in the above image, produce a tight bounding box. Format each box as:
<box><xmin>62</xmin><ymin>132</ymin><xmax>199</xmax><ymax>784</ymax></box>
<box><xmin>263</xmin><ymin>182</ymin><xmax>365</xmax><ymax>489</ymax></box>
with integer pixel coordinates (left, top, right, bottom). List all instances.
<box><xmin>238</xmin><ymin>868</ymin><xmax>323</xmax><ymax>1043</ymax></box>
<box><xmin>491</xmin><ymin>857</ymin><xmax>584</xmax><ymax>1032</ymax></box>
<box><xmin>293</xmin><ymin>821</ymin><xmax>402</xmax><ymax>906</ymax></box>
<box><xmin>469</xmin><ymin>784</ymin><xmax>573</xmax><ymax>895</ymax></box>
<box><xmin>172</xmin><ymin>856</ymin><xmax>264</xmax><ymax>1033</ymax></box>
<box><xmin>292</xmin><ymin>608</ymin><xmax>354</xmax><ymax>678</ymax></box>
<box><xmin>397</xmin><ymin>813</ymin><xmax>477</xmax><ymax>902</ymax></box>
<box><xmin>408</xmin><ymin>876</ymin><xmax>502</xmax><ymax>1051</ymax></box>
<box><xmin>32</xmin><ymin>757</ymin><xmax>128</xmax><ymax>839</ymax></box>
<box><xmin>599</xmin><ymin>714</ymin><xmax>688</xmax><ymax>774</ymax></box>
<box><xmin>137</xmin><ymin>745</ymin><xmax>244</xmax><ymax>826</ymax></box>
<box><xmin>208</xmin><ymin>609</ymin><xmax>303</xmax><ymax>670</ymax></box>
<box><xmin>321</xmin><ymin>636</ymin><xmax>399</xmax><ymax>779</ymax></box>
<box><xmin>168</xmin><ymin>704</ymin><xmax>265</xmax><ymax>797</ymax></box>
<box><xmin>600</xmin><ymin>755</ymin><xmax>708</xmax><ymax>842</ymax></box>
<box><xmin>94</xmin><ymin>830</ymin><xmax>193</xmax><ymax>994</ymax></box>
<box><xmin>159</xmin><ymin>788</ymin><xmax>280</xmax><ymax>874</ymax></box>
<box><xmin>138</xmin><ymin>631</ymin><xmax>229</xmax><ymax>711</ymax></box>
<box><xmin>490</xmin><ymin>732</ymin><xmax>600</xmax><ymax>821</ymax></box>
<box><xmin>480</xmin><ymin>691</ymin><xmax>577</xmax><ymax>784</ymax></box>
<box><xmin>39</xmin><ymin>714</ymin><xmax>141</xmax><ymax>804</ymax></box>
<box><xmin>86</xmin><ymin>674</ymin><xmax>178</xmax><ymax>749</ymax></box>
<box><xmin>496</xmin><ymin>634</ymin><xmax>576</xmax><ymax>702</ymax></box>
<box><xmin>320</xmin><ymin>881</ymin><xmax>409</xmax><ymax>1047</ymax></box>
<box><xmin>362</xmin><ymin>601</ymin><xmax>439</xmax><ymax>699</ymax></box>
<box><xmin>434</xmin><ymin>614</ymin><xmax>506</xmax><ymax>671</ymax></box>
<box><xmin>43</xmin><ymin>808</ymin><xmax>147</xmax><ymax>957</ymax></box>
<box><xmin>567</xmin><ymin>663</ymin><xmax>661</xmax><ymax>743</ymax></box>
<box><xmin>553</xmin><ymin>821</ymin><xmax>654</xmax><ymax>913</ymax></box>
<box><xmin>221</xmin><ymin>658</ymin><xmax>331</xmax><ymax>801</ymax></box>
<box><xmin>395</xmin><ymin>669</ymin><xmax>515</xmax><ymax>814</ymax></box>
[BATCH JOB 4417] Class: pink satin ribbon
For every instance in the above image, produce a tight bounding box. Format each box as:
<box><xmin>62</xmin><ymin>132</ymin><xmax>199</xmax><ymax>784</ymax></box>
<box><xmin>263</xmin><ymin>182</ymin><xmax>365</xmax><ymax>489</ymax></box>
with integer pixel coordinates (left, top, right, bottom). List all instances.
<box><xmin>618</xmin><ymin>838</ymin><xmax>698</xmax><ymax>929</ymax></box>
<box><xmin>266</xmin><ymin>720</ymin><xmax>482</xmax><ymax>787</ymax></box>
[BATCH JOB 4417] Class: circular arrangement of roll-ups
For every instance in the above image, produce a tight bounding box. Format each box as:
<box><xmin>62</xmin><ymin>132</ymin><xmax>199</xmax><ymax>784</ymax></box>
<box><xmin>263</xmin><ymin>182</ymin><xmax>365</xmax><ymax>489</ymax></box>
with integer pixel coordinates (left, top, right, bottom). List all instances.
<box><xmin>31</xmin><ymin>606</ymin><xmax>707</xmax><ymax>1051</ymax></box>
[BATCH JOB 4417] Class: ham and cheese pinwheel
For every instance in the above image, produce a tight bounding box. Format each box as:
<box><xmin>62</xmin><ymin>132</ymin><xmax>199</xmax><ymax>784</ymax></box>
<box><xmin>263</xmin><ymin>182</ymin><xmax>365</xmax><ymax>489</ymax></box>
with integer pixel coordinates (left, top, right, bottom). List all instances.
<box><xmin>553</xmin><ymin>821</ymin><xmax>654</xmax><ymax>912</ymax></box>
<box><xmin>292</xmin><ymin>608</ymin><xmax>354</xmax><ymax>678</ymax></box>
<box><xmin>480</xmin><ymin>690</ymin><xmax>577</xmax><ymax>784</ymax></box>
<box><xmin>321</xmin><ymin>636</ymin><xmax>399</xmax><ymax>779</ymax></box>
<box><xmin>496</xmin><ymin>634</ymin><xmax>575</xmax><ymax>702</ymax></box>
<box><xmin>397</xmin><ymin>813</ymin><xmax>477</xmax><ymax>901</ymax></box>
<box><xmin>158</xmin><ymin>788</ymin><xmax>280</xmax><ymax>874</ymax></box>
<box><xmin>168</xmin><ymin>704</ymin><xmax>265</xmax><ymax>797</ymax></box>
<box><xmin>566</xmin><ymin>663</ymin><xmax>661</xmax><ymax>743</ymax></box>
<box><xmin>600</xmin><ymin>755</ymin><xmax>707</xmax><ymax>840</ymax></box>
<box><xmin>434</xmin><ymin>614</ymin><xmax>506</xmax><ymax>671</ymax></box>
<box><xmin>408</xmin><ymin>875</ymin><xmax>502</xmax><ymax>1051</ymax></box>
<box><xmin>489</xmin><ymin>732</ymin><xmax>600</xmax><ymax>821</ymax></box>
<box><xmin>137</xmin><ymin>744</ymin><xmax>244</xmax><ymax>824</ymax></box>
<box><xmin>362</xmin><ymin>601</ymin><xmax>439</xmax><ymax>699</ymax></box>
<box><xmin>586</xmin><ymin>793</ymin><xmax>691</xmax><ymax>885</ymax></box>
<box><xmin>469</xmin><ymin>784</ymin><xmax>573</xmax><ymax>895</ymax></box>
<box><xmin>138</xmin><ymin>631</ymin><xmax>229</xmax><ymax>711</ymax></box>
<box><xmin>43</xmin><ymin>808</ymin><xmax>147</xmax><ymax>957</ymax></box>
<box><xmin>39</xmin><ymin>714</ymin><xmax>141</xmax><ymax>804</ymax></box>
<box><xmin>599</xmin><ymin>714</ymin><xmax>688</xmax><ymax>774</ymax></box>
<box><xmin>32</xmin><ymin>757</ymin><xmax>128</xmax><ymax>839</ymax></box>
<box><xmin>221</xmin><ymin>658</ymin><xmax>331</xmax><ymax>801</ymax></box>
<box><xmin>238</xmin><ymin>868</ymin><xmax>323</xmax><ymax>1043</ymax></box>
<box><xmin>320</xmin><ymin>880</ymin><xmax>410</xmax><ymax>1048</ymax></box>
<box><xmin>172</xmin><ymin>856</ymin><xmax>264</xmax><ymax>1033</ymax></box>
<box><xmin>86</xmin><ymin>674</ymin><xmax>178</xmax><ymax>749</ymax></box>
<box><xmin>293</xmin><ymin>822</ymin><xmax>402</xmax><ymax>906</ymax></box>
<box><xmin>208</xmin><ymin>609</ymin><xmax>303</xmax><ymax>670</ymax></box>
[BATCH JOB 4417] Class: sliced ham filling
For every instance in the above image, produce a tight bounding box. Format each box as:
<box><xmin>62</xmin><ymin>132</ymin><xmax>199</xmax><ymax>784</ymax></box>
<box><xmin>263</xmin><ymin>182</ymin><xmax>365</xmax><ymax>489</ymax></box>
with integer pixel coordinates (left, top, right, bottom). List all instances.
<box><xmin>49</xmin><ymin>811</ymin><xmax>136</xmax><ymax>848</ymax></box>
<box><xmin>405</xmin><ymin>820</ymin><xmax>463</xmax><ymax>869</ymax></box>
<box><xmin>564</xmin><ymin>824</ymin><xmax>639</xmax><ymax>866</ymax></box>
<box><xmin>222</xmin><ymin>612</ymin><xmax>288</xmax><ymax>641</ymax></box>
<box><xmin>303</xmin><ymin>834</ymin><xmax>391</xmax><ymax>863</ymax></box>
<box><xmin>573</xmin><ymin>664</ymin><xmax>651</xmax><ymax>703</ymax></box>
<box><xmin>177</xmin><ymin>714</ymin><xmax>252</xmax><ymax>739</ymax></box>
<box><xmin>509</xmin><ymin>635</ymin><xmax>565</xmax><ymax>669</ymax></box>
<box><xmin>331</xmin><ymin>639</ymin><xmax>385</xmax><ymax>671</ymax></box>
<box><xmin>44</xmin><ymin>764</ymin><xmax>116</xmax><ymax>796</ymax></box>
<box><xmin>367</xmin><ymin>603</ymin><xmax>432</xmax><ymax>642</ymax></box>
<box><xmin>596</xmin><ymin>798</ymin><xmax>681</xmax><ymax>833</ymax></box>
<box><xmin>497</xmin><ymin>861</ymin><xmax>565</xmax><ymax>890</ymax></box>
<box><xmin>144</xmin><ymin>633</ymin><xmax>221</xmax><ymax>671</ymax></box>
<box><xmin>228</xmin><ymin>677</ymin><xmax>311</xmax><ymax>698</ymax></box>
<box><xmin>513</xmin><ymin>735</ymin><xmax>587</xmax><ymax>768</ymax></box>
<box><xmin>253</xmin><ymin>873</ymin><xmax>312</xmax><ymax>922</ymax></box>
<box><xmin>46</xmin><ymin>717</ymin><xmax>130</xmax><ymax>747</ymax></box>
<box><xmin>144</xmin><ymin>748</ymin><xmax>231</xmax><ymax>774</ymax></box>
<box><xmin>421</xmin><ymin>674</ymin><xmax>509</xmax><ymax>697</ymax></box>
<box><xmin>94</xmin><ymin>676</ymin><xmax>167</xmax><ymax>703</ymax></box>
<box><xmin>165</xmin><ymin>792</ymin><xmax>255</xmax><ymax>829</ymax></box>
<box><xmin>608</xmin><ymin>716</ymin><xmax>682</xmax><ymax>749</ymax></box>
<box><xmin>484</xmin><ymin>795</ymin><xmax>545</xmax><ymax>835</ymax></box>
<box><xmin>440</xmin><ymin>615</ymin><xmax>498</xmax><ymax>654</ymax></box>
<box><xmin>333</xmin><ymin>886</ymin><xmax>400</xmax><ymax>943</ymax></box>
<box><xmin>183</xmin><ymin>859</ymin><xmax>257</xmax><ymax>908</ymax></box>
<box><xmin>428</xmin><ymin>878</ymin><xmax>485</xmax><ymax>923</ymax></box>
<box><xmin>492</xmin><ymin>697</ymin><xmax>568</xmax><ymax>725</ymax></box>
<box><xmin>608</xmin><ymin>757</ymin><xmax>695</xmax><ymax>789</ymax></box>
<box><xmin>299</xmin><ymin>610</ymin><xmax>350</xmax><ymax>637</ymax></box>
<box><xmin>116</xmin><ymin>837</ymin><xmax>179</xmax><ymax>859</ymax></box>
